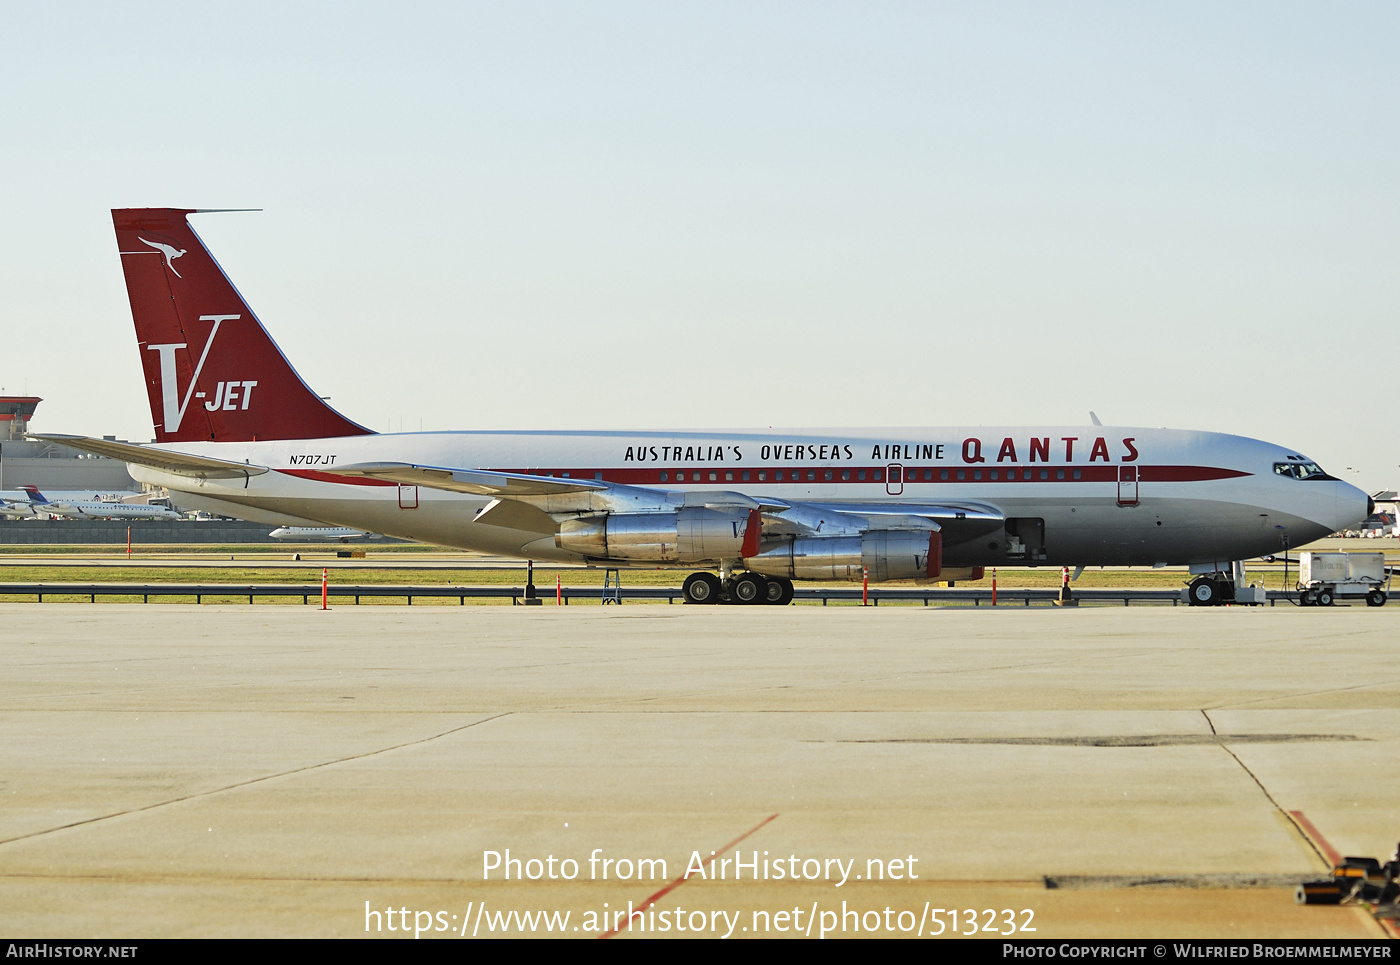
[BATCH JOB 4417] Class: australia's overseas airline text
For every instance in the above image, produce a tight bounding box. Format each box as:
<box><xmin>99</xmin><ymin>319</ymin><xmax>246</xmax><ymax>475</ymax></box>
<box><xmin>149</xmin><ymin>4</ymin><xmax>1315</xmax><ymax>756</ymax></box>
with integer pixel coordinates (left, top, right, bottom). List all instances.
<box><xmin>621</xmin><ymin>437</ymin><xmax>1140</xmax><ymax>464</ymax></box>
<box><xmin>279</xmin><ymin>436</ymin><xmax>1143</xmax><ymax>471</ymax></box>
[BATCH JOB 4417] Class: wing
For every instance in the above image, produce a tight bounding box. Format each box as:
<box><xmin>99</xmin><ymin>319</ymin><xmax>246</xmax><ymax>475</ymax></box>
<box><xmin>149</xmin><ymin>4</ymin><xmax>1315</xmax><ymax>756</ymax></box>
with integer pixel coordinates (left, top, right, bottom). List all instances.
<box><xmin>332</xmin><ymin>461</ymin><xmax>609</xmax><ymax>497</ymax></box>
<box><xmin>341</xmin><ymin>460</ymin><xmax>1006</xmax><ymax>551</ymax></box>
<box><xmin>796</xmin><ymin>499</ymin><xmax>1005</xmax><ymax>543</ymax></box>
<box><xmin>334</xmin><ymin>461</ymin><xmax>791</xmax><ymax>511</ymax></box>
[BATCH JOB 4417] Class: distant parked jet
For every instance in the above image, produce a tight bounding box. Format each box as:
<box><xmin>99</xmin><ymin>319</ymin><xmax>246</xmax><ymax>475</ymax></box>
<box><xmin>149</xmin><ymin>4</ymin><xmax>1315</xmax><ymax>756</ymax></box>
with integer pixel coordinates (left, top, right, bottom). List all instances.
<box><xmin>3</xmin><ymin>486</ymin><xmax>180</xmax><ymax>520</ymax></box>
<box><xmin>269</xmin><ymin>526</ymin><xmax>377</xmax><ymax>541</ymax></box>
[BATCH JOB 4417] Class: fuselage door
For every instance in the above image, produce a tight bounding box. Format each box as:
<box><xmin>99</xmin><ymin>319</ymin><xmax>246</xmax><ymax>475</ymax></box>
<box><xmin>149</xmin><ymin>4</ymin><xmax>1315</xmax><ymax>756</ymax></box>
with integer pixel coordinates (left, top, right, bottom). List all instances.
<box><xmin>1117</xmin><ymin>465</ymin><xmax>1138</xmax><ymax>507</ymax></box>
<box><xmin>399</xmin><ymin>485</ymin><xmax>419</xmax><ymax>510</ymax></box>
<box><xmin>886</xmin><ymin>464</ymin><xmax>904</xmax><ymax>496</ymax></box>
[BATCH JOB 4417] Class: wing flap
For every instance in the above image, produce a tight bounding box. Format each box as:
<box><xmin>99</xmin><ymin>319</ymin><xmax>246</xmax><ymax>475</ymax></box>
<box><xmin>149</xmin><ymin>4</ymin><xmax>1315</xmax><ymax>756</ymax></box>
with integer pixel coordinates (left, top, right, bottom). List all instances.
<box><xmin>472</xmin><ymin>498</ymin><xmax>559</xmax><ymax>535</ymax></box>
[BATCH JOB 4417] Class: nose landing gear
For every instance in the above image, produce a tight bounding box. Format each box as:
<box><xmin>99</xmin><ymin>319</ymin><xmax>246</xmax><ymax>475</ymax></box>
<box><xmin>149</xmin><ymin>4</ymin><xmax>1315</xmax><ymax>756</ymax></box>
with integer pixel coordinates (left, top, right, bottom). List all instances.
<box><xmin>1188</xmin><ymin>576</ymin><xmax>1229</xmax><ymax>606</ymax></box>
<box><xmin>1186</xmin><ymin>561</ymin><xmax>1267</xmax><ymax>606</ymax></box>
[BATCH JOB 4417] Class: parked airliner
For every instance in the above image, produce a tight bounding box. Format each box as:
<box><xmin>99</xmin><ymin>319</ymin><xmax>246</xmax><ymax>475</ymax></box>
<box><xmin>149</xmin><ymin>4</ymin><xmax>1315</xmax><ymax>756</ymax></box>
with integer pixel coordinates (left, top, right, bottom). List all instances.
<box><xmin>2</xmin><ymin>486</ymin><xmax>180</xmax><ymax>521</ymax></box>
<box><xmin>33</xmin><ymin>209</ymin><xmax>1372</xmax><ymax>605</ymax></box>
<box><xmin>269</xmin><ymin>526</ymin><xmax>378</xmax><ymax>541</ymax></box>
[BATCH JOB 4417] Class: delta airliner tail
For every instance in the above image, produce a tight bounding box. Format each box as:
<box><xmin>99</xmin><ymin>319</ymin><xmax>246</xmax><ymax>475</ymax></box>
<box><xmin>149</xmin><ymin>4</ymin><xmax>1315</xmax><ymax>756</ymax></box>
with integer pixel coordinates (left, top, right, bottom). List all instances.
<box><xmin>112</xmin><ymin>208</ymin><xmax>372</xmax><ymax>444</ymax></box>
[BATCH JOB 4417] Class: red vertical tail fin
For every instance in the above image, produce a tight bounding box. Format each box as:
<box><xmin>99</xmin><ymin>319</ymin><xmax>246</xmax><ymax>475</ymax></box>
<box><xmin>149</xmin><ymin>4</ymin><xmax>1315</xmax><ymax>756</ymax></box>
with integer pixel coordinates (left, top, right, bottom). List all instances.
<box><xmin>112</xmin><ymin>208</ymin><xmax>372</xmax><ymax>443</ymax></box>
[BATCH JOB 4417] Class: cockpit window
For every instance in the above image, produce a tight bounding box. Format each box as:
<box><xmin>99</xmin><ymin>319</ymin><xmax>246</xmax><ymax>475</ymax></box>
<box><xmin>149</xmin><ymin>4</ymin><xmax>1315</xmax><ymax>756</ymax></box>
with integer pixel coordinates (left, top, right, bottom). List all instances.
<box><xmin>1273</xmin><ymin>461</ymin><xmax>1331</xmax><ymax>480</ymax></box>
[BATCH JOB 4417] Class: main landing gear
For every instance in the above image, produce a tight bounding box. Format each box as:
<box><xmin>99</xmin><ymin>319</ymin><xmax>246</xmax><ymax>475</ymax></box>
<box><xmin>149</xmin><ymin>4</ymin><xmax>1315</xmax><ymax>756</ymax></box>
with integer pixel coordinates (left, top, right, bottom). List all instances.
<box><xmin>682</xmin><ymin>571</ymin><xmax>794</xmax><ymax>606</ymax></box>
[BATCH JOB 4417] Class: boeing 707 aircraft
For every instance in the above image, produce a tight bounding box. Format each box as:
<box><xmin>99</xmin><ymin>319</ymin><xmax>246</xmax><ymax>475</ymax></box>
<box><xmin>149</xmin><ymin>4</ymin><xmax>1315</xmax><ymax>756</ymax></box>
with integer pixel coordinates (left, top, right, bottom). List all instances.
<box><xmin>33</xmin><ymin>209</ymin><xmax>1372</xmax><ymax>605</ymax></box>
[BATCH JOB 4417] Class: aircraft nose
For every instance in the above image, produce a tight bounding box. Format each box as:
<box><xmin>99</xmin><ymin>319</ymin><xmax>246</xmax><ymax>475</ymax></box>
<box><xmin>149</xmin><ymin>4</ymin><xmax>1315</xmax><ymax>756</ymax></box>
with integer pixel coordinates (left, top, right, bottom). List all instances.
<box><xmin>1333</xmin><ymin>479</ymin><xmax>1371</xmax><ymax>532</ymax></box>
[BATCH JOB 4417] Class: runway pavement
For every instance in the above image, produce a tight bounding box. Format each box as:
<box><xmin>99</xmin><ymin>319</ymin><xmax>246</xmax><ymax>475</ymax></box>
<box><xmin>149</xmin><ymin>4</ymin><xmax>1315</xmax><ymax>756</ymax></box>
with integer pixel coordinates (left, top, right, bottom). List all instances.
<box><xmin>1</xmin><ymin>604</ymin><xmax>1397</xmax><ymax>939</ymax></box>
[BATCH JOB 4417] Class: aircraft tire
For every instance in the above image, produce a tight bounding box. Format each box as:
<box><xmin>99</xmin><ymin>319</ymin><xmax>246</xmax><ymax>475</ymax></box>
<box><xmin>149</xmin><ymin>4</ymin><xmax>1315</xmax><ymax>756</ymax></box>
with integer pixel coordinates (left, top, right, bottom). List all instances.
<box><xmin>683</xmin><ymin>572</ymin><xmax>723</xmax><ymax>605</ymax></box>
<box><xmin>764</xmin><ymin>576</ymin><xmax>795</xmax><ymax>606</ymax></box>
<box><xmin>1316</xmin><ymin>589</ymin><xmax>1334</xmax><ymax>607</ymax></box>
<box><xmin>728</xmin><ymin>573</ymin><xmax>767</xmax><ymax>605</ymax></box>
<box><xmin>1188</xmin><ymin>576</ymin><xmax>1220</xmax><ymax>607</ymax></box>
<box><xmin>1366</xmin><ymin>589</ymin><xmax>1386</xmax><ymax>607</ymax></box>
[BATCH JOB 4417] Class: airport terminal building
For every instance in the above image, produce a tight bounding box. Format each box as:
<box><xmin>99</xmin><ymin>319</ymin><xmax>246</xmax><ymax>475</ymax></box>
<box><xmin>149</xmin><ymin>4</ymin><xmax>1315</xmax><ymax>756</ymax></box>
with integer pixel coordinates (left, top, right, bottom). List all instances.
<box><xmin>0</xmin><ymin>396</ymin><xmax>138</xmax><ymax>493</ymax></box>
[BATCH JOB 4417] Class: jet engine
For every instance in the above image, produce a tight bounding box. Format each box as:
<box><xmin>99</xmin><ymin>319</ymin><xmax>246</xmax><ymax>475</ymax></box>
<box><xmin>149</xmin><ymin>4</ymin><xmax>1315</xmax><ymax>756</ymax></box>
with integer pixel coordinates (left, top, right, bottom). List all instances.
<box><xmin>744</xmin><ymin>530</ymin><xmax>941</xmax><ymax>582</ymax></box>
<box><xmin>556</xmin><ymin>508</ymin><xmax>752</xmax><ymax>562</ymax></box>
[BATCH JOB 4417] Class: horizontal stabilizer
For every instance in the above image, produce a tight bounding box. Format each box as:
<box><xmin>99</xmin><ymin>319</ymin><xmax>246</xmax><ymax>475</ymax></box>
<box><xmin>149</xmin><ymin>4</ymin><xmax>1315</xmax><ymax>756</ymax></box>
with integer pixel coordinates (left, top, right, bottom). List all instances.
<box><xmin>28</xmin><ymin>434</ymin><xmax>269</xmax><ymax>480</ymax></box>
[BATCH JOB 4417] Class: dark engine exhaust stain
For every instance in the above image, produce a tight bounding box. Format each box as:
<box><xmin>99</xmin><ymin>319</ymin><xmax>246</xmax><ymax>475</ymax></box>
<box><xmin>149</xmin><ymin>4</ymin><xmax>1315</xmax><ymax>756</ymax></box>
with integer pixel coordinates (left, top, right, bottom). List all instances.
<box><xmin>1044</xmin><ymin>873</ymin><xmax>1309</xmax><ymax>890</ymax></box>
<box><xmin>830</xmin><ymin>734</ymin><xmax>1364</xmax><ymax>747</ymax></box>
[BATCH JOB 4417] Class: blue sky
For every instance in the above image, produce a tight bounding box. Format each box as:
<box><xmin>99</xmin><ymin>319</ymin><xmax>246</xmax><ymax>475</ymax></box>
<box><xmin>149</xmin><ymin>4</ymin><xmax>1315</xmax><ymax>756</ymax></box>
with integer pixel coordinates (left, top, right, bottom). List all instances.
<box><xmin>2</xmin><ymin>2</ymin><xmax>1396</xmax><ymax>490</ymax></box>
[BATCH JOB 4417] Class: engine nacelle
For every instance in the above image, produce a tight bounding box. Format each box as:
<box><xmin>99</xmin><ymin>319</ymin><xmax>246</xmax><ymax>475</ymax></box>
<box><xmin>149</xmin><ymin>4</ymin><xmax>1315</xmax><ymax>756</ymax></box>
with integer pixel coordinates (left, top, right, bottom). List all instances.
<box><xmin>745</xmin><ymin>530</ymin><xmax>941</xmax><ymax>582</ymax></box>
<box><xmin>556</xmin><ymin>508</ymin><xmax>751</xmax><ymax>562</ymax></box>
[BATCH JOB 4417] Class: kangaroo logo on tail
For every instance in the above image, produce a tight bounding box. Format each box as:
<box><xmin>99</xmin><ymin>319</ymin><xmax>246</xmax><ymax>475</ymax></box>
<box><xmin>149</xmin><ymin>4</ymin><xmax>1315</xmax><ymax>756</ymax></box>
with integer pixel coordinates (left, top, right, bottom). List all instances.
<box><xmin>138</xmin><ymin>237</ymin><xmax>187</xmax><ymax>277</ymax></box>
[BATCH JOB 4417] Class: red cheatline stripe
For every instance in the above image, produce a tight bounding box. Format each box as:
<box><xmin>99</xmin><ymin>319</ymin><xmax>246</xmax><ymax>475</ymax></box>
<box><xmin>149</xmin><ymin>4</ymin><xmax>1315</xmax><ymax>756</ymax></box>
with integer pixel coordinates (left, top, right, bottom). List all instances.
<box><xmin>1288</xmin><ymin>810</ymin><xmax>1342</xmax><ymax>867</ymax></box>
<box><xmin>599</xmin><ymin>813</ymin><xmax>779</xmax><ymax>940</ymax></box>
<box><xmin>489</xmin><ymin>465</ymin><xmax>1248</xmax><ymax>486</ymax></box>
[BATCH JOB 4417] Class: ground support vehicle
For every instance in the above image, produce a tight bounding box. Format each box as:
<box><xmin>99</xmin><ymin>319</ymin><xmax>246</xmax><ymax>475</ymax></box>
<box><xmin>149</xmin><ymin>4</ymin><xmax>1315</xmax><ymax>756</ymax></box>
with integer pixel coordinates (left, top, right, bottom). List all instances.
<box><xmin>1297</xmin><ymin>551</ymin><xmax>1389</xmax><ymax>607</ymax></box>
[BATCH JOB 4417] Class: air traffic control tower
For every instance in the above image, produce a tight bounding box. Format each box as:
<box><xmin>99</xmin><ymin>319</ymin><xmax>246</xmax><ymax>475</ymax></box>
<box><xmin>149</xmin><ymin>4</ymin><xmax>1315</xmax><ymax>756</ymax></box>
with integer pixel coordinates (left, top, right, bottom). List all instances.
<box><xmin>0</xmin><ymin>396</ymin><xmax>40</xmax><ymax>442</ymax></box>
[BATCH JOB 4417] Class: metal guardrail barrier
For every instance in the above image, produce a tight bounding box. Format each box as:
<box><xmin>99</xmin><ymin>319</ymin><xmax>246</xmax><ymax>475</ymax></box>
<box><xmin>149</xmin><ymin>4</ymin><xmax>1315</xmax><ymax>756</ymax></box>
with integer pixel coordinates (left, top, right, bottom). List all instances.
<box><xmin>0</xmin><ymin>582</ymin><xmax>1294</xmax><ymax>606</ymax></box>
